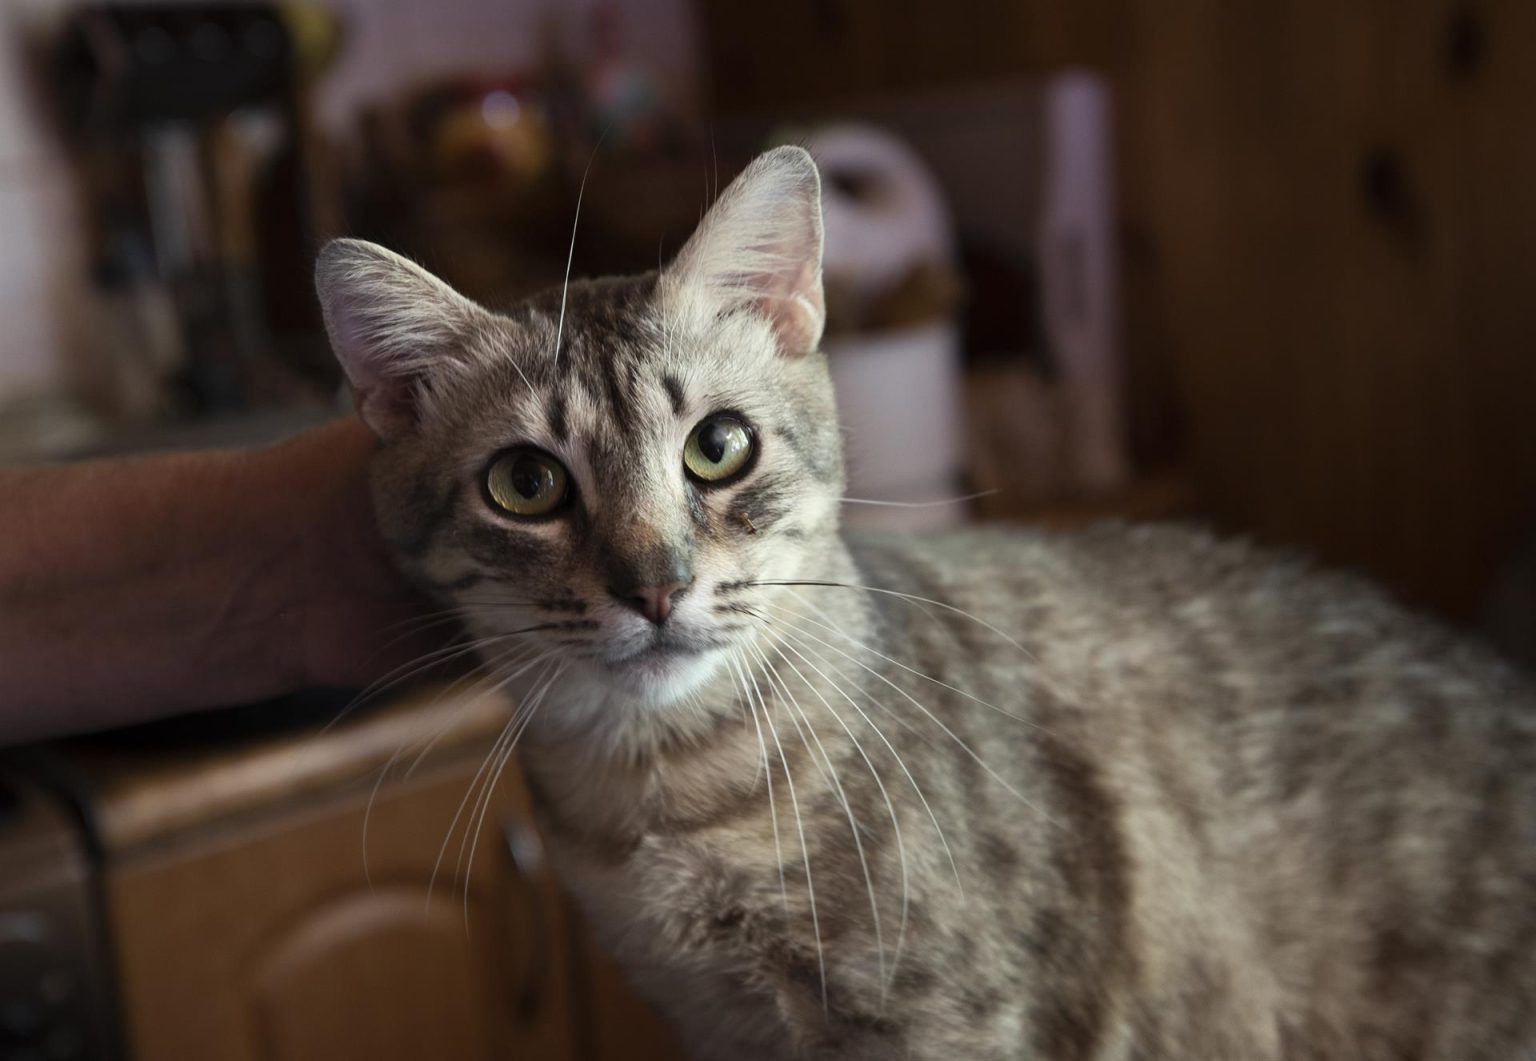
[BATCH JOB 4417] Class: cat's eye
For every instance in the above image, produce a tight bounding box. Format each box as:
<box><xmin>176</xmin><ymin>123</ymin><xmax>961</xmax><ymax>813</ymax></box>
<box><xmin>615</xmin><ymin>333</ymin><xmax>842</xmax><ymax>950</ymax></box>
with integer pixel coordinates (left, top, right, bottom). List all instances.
<box><xmin>684</xmin><ymin>415</ymin><xmax>754</xmax><ymax>483</ymax></box>
<box><xmin>485</xmin><ymin>449</ymin><xmax>570</xmax><ymax>517</ymax></box>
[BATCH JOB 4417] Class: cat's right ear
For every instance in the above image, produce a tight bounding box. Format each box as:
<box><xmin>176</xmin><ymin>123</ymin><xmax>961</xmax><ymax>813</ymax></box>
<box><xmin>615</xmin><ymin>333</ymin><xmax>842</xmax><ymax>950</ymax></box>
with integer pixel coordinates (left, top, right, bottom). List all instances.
<box><xmin>666</xmin><ymin>145</ymin><xmax>826</xmax><ymax>357</ymax></box>
<box><xmin>315</xmin><ymin>239</ymin><xmax>487</xmax><ymax>439</ymax></box>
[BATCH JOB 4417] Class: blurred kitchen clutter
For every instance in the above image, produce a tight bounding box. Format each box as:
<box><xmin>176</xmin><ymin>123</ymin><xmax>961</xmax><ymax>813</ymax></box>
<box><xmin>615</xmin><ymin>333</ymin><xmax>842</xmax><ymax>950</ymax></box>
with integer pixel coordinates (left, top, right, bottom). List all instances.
<box><xmin>3</xmin><ymin>0</ymin><xmax>705</xmax><ymax>460</ymax></box>
<box><xmin>3</xmin><ymin>2</ymin><xmax>1145</xmax><ymax>536</ymax></box>
<box><xmin>48</xmin><ymin>3</ymin><xmax>342</xmax><ymax>422</ymax></box>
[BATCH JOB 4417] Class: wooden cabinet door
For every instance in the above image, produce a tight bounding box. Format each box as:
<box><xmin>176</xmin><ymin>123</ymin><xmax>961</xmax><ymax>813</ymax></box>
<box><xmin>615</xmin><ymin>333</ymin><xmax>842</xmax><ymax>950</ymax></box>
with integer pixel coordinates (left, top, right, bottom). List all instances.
<box><xmin>106</xmin><ymin>756</ymin><xmax>575</xmax><ymax>1061</ymax></box>
<box><xmin>576</xmin><ymin>933</ymin><xmax>689</xmax><ymax>1061</ymax></box>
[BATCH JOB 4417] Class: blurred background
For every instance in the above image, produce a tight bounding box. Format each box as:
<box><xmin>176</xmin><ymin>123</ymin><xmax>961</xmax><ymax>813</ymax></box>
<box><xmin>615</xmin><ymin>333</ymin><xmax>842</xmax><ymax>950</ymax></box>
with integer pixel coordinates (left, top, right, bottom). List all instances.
<box><xmin>0</xmin><ymin>2</ymin><xmax>1534</xmax><ymax>1059</ymax></box>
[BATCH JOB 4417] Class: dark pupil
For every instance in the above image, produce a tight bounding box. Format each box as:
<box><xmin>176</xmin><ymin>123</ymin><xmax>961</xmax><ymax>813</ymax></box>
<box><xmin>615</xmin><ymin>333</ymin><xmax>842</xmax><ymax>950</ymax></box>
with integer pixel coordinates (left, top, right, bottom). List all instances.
<box><xmin>699</xmin><ymin>421</ymin><xmax>732</xmax><ymax>463</ymax></box>
<box><xmin>511</xmin><ymin>461</ymin><xmax>549</xmax><ymax>499</ymax></box>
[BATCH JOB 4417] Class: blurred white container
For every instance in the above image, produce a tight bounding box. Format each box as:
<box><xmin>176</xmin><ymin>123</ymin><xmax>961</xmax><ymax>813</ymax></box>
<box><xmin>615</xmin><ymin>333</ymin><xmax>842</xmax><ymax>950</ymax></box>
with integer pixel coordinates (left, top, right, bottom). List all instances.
<box><xmin>826</xmin><ymin>320</ymin><xmax>966</xmax><ymax>531</ymax></box>
<box><xmin>809</xmin><ymin>125</ymin><xmax>967</xmax><ymax>531</ymax></box>
<box><xmin>1037</xmin><ymin>72</ymin><xmax>1127</xmax><ymax>494</ymax></box>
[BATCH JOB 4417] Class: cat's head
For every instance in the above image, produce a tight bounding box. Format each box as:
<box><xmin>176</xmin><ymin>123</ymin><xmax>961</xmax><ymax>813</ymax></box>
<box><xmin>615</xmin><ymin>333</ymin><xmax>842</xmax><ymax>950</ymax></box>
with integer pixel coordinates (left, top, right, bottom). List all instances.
<box><xmin>316</xmin><ymin>147</ymin><xmax>844</xmax><ymax>727</ymax></box>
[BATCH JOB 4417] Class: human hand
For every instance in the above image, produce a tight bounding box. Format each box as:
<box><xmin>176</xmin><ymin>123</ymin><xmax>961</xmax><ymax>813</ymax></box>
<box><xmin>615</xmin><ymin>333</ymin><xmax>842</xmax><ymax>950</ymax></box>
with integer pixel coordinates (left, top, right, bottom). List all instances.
<box><xmin>0</xmin><ymin>417</ymin><xmax>456</xmax><ymax>742</ymax></box>
<box><xmin>260</xmin><ymin>417</ymin><xmax>454</xmax><ymax>694</ymax></box>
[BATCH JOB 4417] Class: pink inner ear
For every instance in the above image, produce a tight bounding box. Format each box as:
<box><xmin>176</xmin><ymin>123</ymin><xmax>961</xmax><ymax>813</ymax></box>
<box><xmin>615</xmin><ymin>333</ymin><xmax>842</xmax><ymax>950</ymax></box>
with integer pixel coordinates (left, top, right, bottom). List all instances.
<box><xmin>325</xmin><ymin>291</ymin><xmax>434</xmax><ymax>440</ymax></box>
<box><xmin>666</xmin><ymin>147</ymin><xmax>828</xmax><ymax>355</ymax></box>
<box><xmin>754</xmin><ymin>258</ymin><xmax>826</xmax><ymax>356</ymax></box>
<box><xmin>353</xmin><ymin>378</ymin><xmax>420</xmax><ymax>438</ymax></box>
<box><xmin>343</xmin><ymin>351</ymin><xmax>426</xmax><ymax>439</ymax></box>
<box><xmin>317</xmin><ymin>238</ymin><xmax>492</xmax><ymax>439</ymax></box>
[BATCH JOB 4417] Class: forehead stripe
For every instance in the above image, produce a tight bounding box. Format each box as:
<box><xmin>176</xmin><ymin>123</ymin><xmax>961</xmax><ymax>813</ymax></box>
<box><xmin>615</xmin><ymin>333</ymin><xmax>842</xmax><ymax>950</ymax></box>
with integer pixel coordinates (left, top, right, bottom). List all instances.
<box><xmin>549</xmin><ymin>392</ymin><xmax>569</xmax><ymax>443</ymax></box>
<box><xmin>662</xmin><ymin>373</ymin><xmax>686</xmax><ymax>416</ymax></box>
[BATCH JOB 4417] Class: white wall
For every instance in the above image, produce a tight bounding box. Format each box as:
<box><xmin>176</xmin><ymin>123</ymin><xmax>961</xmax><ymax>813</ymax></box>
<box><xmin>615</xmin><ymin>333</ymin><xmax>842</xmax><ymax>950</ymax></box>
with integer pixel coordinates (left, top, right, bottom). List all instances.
<box><xmin>0</xmin><ymin>0</ymin><xmax>87</xmax><ymax>405</ymax></box>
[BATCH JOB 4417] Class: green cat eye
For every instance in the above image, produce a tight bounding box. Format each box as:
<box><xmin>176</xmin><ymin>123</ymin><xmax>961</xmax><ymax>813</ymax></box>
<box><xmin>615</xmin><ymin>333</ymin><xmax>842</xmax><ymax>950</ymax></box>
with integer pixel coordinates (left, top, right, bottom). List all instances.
<box><xmin>684</xmin><ymin>415</ymin><xmax>754</xmax><ymax>483</ymax></box>
<box><xmin>485</xmin><ymin>449</ymin><xmax>570</xmax><ymax>517</ymax></box>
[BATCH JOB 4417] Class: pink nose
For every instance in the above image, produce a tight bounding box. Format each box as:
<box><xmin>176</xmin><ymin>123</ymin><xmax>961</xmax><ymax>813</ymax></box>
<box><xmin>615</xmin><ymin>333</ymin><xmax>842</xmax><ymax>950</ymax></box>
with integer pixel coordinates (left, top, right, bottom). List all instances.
<box><xmin>618</xmin><ymin>581</ymin><xmax>690</xmax><ymax>625</ymax></box>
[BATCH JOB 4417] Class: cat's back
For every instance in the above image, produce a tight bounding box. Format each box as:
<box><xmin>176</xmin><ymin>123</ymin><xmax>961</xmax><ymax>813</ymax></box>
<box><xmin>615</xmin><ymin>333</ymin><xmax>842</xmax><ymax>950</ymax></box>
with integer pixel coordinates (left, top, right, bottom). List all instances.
<box><xmin>848</xmin><ymin>520</ymin><xmax>1531</xmax><ymax>712</ymax></box>
<box><xmin>848</xmin><ymin>520</ymin><xmax>1536</xmax><ymax>839</ymax></box>
<box><xmin>842</xmin><ymin>521</ymin><xmax>1536</xmax><ymax>1059</ymax></box>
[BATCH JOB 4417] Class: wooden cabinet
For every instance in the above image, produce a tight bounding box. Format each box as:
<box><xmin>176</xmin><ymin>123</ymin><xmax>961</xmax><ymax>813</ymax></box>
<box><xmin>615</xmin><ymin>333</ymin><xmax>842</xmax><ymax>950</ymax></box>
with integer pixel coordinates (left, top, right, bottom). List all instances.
<box><xmin>107</xmin><ymin>768</ymin><xmax>570</xmax><ymax>1060</ymax></box>
<box><xmin>1106</xmin><ymin>0</ymin><xmax>1536</xmax><ymax>620</ymax></box>
<box><xmin>53</xmin><ymin>689</ymin><xmax>684</xmax><ymax>1061</ymax></box>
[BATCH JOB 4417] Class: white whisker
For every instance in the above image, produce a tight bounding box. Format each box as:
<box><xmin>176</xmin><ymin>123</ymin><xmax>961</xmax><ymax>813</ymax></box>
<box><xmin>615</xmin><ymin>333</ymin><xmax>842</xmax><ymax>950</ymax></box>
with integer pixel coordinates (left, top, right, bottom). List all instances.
<box><xmin>403</xmin><ymin>642</ymin><xmax>544</xmax><ymax>781</ymax></box>
<box><xmin>765</xmin><ymin>614</ymin><xmax>1056</xmax><ymax>824</ymax></box>
<box><xmin>552</xmin><ymin>146</ymin><xmax>599</xmax><ymax>369</ymax></box>
<box><xmin>749</xmin><ymin>578</ymin><xmax>1035</xmax><ymax>659</ymax></box>
<box><xmin>742</xmin><ymin>648</ymin><xmax>829</xmax><ymax>1013</ymax></box>
<box><xmin>461</xmin><ymin>659</ymin><xmax>567</xmax><ymax>926</ymax></box>
<box><xmin>427</xmin><ymin>654</ymin><xmax>556</xmax><ymax>910</ymax></box>
<box><xmin>321</xmin><ymin>621</ymin><xmax>563</xmax><ymax>753</ymax></box>
<box><xmin>759</xmin><ymin>620</ymin><xmax>960</xmax><ymax>897</ymax></box>
<box><xmin>361</xmin><ymin>640</ymin><xmax>544</xmax><ymax>888</ymax></box>
<box><xmin>838</xmin><ymin>490</ymin><xmax>998</xmax><ymax>508</ymax></box>
<box><xmin>730</xmin><ymin>652</ymin><xmax>788</xmax><ymax>917</ymax></box>
<box><xmin>759</xmin><ymin>628</ymin><xmax>912</xmax><ymax>1002</ymax></box>
<box><xmin>768</xmin><ymin>596</ymin><xmax>1053</xmax><ymax>734</ymax></box>
<box><xmin>747</xmin><ymin>637</ymin><xmax>887</xmax><ymax>997</ymax></box>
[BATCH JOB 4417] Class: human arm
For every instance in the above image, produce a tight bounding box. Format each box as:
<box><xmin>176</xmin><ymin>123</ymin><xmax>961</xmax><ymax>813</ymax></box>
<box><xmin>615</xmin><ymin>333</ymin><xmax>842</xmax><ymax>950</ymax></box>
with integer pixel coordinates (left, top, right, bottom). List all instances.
<box><xmin>0</xmin><ymin>417</ymin><xmax>439</xmax><ymax>744</ymax></box>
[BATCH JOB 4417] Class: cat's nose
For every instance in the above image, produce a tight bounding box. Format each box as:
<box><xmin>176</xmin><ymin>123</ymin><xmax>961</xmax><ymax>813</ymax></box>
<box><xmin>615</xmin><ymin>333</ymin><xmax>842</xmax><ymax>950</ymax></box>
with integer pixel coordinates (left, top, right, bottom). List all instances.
<box><xmin>612</xmin><ymin>580</ymin><xmax>692</xmax><ymax>625</ymax></box>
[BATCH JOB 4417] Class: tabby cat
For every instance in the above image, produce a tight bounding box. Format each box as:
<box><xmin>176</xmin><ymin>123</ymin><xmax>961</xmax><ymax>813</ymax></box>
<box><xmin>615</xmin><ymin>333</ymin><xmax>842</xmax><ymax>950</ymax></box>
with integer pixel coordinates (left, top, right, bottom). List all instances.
<box><xmin>316</xmin><ymin>147</ymin><xmax>1536</xmax><ymax>1060</ymax></box>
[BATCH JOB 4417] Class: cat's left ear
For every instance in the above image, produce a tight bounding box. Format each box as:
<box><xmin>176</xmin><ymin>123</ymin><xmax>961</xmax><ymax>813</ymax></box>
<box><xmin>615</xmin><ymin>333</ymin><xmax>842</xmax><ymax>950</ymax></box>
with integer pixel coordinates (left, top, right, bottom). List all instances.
<box><xmin>667</xmin><ymin>145</ymin><xmax>825</xmax><ymax>356</ymax></box>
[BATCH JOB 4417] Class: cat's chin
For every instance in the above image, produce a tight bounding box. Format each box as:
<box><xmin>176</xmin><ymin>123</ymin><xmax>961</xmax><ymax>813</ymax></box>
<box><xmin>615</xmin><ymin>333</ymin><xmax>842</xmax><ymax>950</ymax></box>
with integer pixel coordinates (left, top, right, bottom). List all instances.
<box><xmin>598</xmin><ymin>644</ymin><xmax>727</xmax><ymax>708</ymax></box>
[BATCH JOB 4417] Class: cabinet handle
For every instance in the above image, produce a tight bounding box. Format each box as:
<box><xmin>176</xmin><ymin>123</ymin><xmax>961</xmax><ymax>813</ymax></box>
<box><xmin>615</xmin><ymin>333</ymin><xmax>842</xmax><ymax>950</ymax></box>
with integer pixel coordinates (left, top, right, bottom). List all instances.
<box><xmin>500</xmin><ymin>813</ymin><xmax>553</xmax><ymax>1022</ymax></box>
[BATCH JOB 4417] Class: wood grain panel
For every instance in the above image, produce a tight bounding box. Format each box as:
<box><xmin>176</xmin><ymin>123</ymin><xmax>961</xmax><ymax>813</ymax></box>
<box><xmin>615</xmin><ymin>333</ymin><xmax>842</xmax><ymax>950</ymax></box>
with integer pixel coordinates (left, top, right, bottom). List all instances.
<box><xmin>1113</xmin><ymin>0</ymin><xmax>1536</xmax><ymax>618</ymax></box>
<box><xmin>107</xmin><ymin>757</ymin><xmax>577</xmax><ymax>1061</ymax></box>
